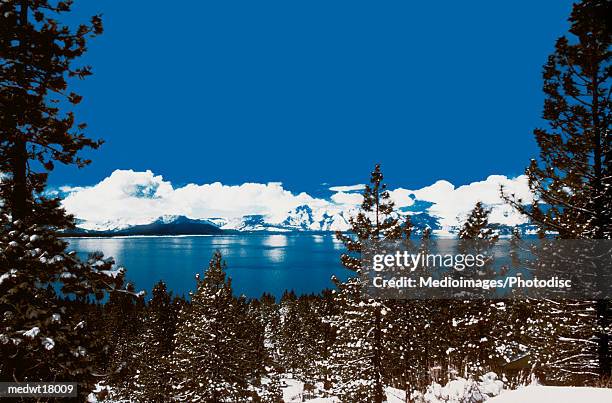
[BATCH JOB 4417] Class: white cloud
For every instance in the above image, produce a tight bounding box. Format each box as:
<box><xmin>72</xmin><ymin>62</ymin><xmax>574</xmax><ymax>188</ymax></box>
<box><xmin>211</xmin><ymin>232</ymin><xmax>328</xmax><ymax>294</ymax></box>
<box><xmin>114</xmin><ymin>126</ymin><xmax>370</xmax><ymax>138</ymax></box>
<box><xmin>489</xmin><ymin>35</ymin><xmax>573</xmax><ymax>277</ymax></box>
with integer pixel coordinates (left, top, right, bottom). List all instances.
<box><xmin>327</xmin><ymin>175</ymin><xmax>531</xmax><ymax>228</ymax></box>
<box><xmin>406</xmin><ymin>175</ymin><xmax>533</xmax><ymax>228</ymax></box>
<box><xmin>62</xmin><ymin>169</ymin><xmax>330</xmax><ymax>229</ymax></box>
<box><xmin>328</xmin><ymin>184</ymin><xmax>365</xmax><ymax>192</ymax></box>
<box><xmin>330</xmin><ymin>191</ymin><xmax>363</xmax><ymax>205</ymax></box>
<box><xmin>388</xmin><ymin>188</ymin><xmax>416</xmax><ymax>208</ymax></box>
<box><xmin>61</xmin><ymin>170</ymin><xmax>532</xmax><ymax>231</ymax></box>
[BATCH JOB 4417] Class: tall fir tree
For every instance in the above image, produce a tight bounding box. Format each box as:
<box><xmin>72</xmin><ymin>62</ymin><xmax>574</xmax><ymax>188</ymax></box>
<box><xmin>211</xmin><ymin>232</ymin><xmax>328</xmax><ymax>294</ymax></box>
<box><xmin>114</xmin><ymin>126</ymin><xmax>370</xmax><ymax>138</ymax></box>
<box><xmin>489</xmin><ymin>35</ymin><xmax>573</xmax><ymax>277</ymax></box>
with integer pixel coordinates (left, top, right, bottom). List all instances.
<box><xmin>131</xmin><ymin>281</ymin><xmax>179</xmax><ymax>402</ymax></box>
<box><xmin>331</xmin><ymin>164</ymin><xmax>404</xmax><ymax>403</ymax></box>
<box><xmin>102</xmin><ymin>283</ymin><xmax>145</xmax><ymax>399</ymax></box>
<box><xmin>257</xmin><ymin>292</ymin><xmax>283</xmax><ymax>372</ymax></box>
<box><xmin>0</xmin><ymin>0</ymin><xmax>103</xmax><ymax>225</ymax></box>
<box><xmin>0</xmin><ymin>1</ymin><xmax>128</xmax><ymax>398</ymax></box>
<box><xmin>504</xmin><ymin>0</ymin><xmax>611</xmax><ymax>240</ymax></box>
<box><xmin>383</xmin><ymin>219</ymin><xmax>440</xmax><ymax>401</ymax></box>
<box><xmin>503</xmin><ymin>0</ymin><xmax>611</xmax><ymax>381</ymax></box>
<box><xmin>170</xmin><ymin>251</ymin><xmax>265</xmax><ymax>401</ymax></box>
<box><xmin>453</xmin><ymin>203</ymin><xmax>503</xmax><ymax>376</ymax></box>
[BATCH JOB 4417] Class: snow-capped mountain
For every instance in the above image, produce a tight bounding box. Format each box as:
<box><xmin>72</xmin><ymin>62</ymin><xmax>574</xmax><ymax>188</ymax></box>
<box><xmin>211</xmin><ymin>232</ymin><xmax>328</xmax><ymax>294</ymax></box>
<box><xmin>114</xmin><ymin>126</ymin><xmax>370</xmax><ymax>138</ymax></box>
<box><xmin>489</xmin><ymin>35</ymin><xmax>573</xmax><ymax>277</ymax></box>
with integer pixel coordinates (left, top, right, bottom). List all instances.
<box><xmin>200</xmin><ymin>205</ymin><xmax>355</xmax><ymax>232</ymax></box>
<box><xmin>68</xmin><ymin>215</ymin><xmax>222</xmax><ymax>236</ymax></box>
<box><xmin>68</xmin><ymin>205</ymin><xmax>537</xmax><ymax>237</ymax></box>
<box><xmin>61</xmin><ymin>170</ymin><xmax>536</xmax><ymax>236</ymax></box>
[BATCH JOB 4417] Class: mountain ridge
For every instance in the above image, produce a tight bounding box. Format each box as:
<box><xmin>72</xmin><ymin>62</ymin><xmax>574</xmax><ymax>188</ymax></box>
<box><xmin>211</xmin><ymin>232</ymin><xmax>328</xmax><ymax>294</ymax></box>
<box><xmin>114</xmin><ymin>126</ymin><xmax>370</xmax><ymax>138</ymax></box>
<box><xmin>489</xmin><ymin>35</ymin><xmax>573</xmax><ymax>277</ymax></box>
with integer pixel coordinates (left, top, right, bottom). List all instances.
<box><xmin>66</xmin><ymin>208</ymin><xmax>538</xmax><ymax>237</ymax></box>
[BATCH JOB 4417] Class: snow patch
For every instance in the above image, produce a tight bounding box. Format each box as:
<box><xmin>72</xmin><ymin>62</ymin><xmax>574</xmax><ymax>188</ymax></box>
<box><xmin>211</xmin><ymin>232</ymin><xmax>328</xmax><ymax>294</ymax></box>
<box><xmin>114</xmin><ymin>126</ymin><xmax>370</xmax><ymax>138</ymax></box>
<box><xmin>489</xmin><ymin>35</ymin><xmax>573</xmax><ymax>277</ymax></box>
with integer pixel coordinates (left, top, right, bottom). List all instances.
<box><xmin>489</xmin><ymin>385</ymin><xmax>612</xmax><ymax>403</ymax></box>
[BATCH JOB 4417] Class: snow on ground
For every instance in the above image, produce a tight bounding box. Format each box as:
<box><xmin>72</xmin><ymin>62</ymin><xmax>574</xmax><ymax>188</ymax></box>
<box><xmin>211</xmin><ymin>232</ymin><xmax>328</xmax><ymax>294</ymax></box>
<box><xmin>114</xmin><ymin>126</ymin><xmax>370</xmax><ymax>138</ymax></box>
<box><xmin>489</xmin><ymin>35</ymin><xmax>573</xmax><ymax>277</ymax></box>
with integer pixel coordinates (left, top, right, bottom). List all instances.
<box><xmin>420</xmin><ymin>372</ymin><xmax>504</xmax><ymax>402</ymax></box>
<box><xmin>489</xmin><ymin>385</ymin><xmax>612</xmax><ymax>403</ymax></box>
<box><xmin>282</xmin><ymin>378</ymin><xmax>406</xmax><ymax>403</ymax></box>
<box><xmin>87</xmin><ymin>378</ymin><xmax>612</xmax><ymax>402</ymax></box>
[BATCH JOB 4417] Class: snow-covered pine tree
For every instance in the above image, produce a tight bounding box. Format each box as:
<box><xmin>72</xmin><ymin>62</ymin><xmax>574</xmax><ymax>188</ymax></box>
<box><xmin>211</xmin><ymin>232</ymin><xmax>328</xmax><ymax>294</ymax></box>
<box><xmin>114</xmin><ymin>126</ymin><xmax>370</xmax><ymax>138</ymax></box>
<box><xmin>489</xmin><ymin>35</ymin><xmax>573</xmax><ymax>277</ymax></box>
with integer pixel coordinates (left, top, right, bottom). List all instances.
<box><xmin>453</xmin><ymin>203</ymin><xmax>503</xmax><ymax>376</ymax></box>
<box><xmin>335</xmin><ymin>164</ymin><xmax>403</xmax><ymax>271</ymax></box>
<box><xmin>257</xmin><ymin>293</ymin><xmax>283</xmax><ymax>372</ymax></box>
<box><xmin>420</xmin><ymin>226</ymin><xmax>458</xmax><ymax>386</ymax></box>
<box><xmin>278</xmin><ymin>291</ymin><xmax>301</xmax><ymax>374</ymax></box>
<box><xmin>329</xmin><ymin>276</ymin><xmax>392</xmax><ymax>403</ymax></box>
<box><xmin>383</xmin><ymin>218</ymin><xmax>439</xmax><ymax>401</ymax></box>
<box><xmin>131</xmin><ymin>281</ymin><xmax>179</xmax><ymax>401</ymax></box>
<box><xmin>233</xmin><ymin>295</ymin><xmax>267</xmax><ymax>391</ymax></box>
<box><xmin>384</xmin><ymin>299</ymin><xmax>434</xmax><ymax>401</ymax></box>
<box><xmin>458</xmin><ymin>202</ymin><xmax>499</xmax><ymax>242</ymax></box>
<box><xmin>279</xmin><ymin>297</ymin><xmax>302</xmax><ymax>374</ymax></box>
<box><xmin>0</xmin><ymin>1</ymin><xmax>130</xmax><ymax>398</ymax></box>
<box><xmin>495</xmin><ymin>227</ymin><xmax>533</xmax><ymax>379</ymax></box>
<box><xmin>314</xmin><ymin>289</ymin><xmax>338</xmax><ymax>393</ymax></box>
<box><xmin>278</xmin><ymin>295</ymin><xmax>326</xmax><ymax>384</ymax></box>
<box><xmin>331</xmin><ymin>164</ymin><xmax>404</xmax><ymax>403</ymax></box>
<box><xmin>502</xmin><ymin>0</ymin><xmax>611</xmax><ymax>381</ymax></box>
<box><xmin>299</xmin><ymin>295</ymin><xmax>333</xmax><ymax>386</ymax></box>
<box><xmin>170</xmin><ymin>251</ymin><xmax>255</xmax><ymax>401</ymax></box>
<box><xmin>102</xmin><ymin>283</ymin><xmax>145</xmax><ymax>398</ymax></box>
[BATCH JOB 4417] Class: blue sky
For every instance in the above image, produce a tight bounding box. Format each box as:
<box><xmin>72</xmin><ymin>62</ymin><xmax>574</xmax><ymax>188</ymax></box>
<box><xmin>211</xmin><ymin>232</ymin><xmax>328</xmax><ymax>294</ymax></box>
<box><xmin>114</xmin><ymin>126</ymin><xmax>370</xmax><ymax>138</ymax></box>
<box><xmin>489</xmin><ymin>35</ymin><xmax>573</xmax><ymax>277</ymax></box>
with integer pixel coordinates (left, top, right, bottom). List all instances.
<box><xmin>53</xmin><ymin>1</ymin><xmax>575</xmax><ymax>194</ymax></box>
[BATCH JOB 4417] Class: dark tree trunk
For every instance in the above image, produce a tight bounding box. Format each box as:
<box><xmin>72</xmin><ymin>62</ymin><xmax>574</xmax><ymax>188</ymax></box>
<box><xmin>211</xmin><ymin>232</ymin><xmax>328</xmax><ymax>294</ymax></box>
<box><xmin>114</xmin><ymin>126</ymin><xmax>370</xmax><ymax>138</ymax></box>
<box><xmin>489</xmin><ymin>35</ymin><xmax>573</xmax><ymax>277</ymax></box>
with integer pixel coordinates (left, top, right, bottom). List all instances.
<box><xmin>10</xmin><ymin>137</ymin><xmax>28</xmax><ymax>221</ymax></box>
<box><xmin>11</xmin><ymin>0</ymin><xmax>30</xmax><ymax>222</ymax></box>
<box><xmin>373</xmin><ymin>305</ymin><xmax>384</xmax><ymax>403</ymax></box>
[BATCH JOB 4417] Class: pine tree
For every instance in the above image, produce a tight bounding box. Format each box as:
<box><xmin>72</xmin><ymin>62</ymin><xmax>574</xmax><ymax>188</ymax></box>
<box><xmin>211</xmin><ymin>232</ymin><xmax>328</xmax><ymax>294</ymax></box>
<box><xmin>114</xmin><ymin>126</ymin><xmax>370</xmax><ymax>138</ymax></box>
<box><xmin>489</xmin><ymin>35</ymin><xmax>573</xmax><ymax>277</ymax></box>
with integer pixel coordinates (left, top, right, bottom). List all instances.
<box><xmin>458</xmin><ymin>202</ymin><xmax>499</xmax><ymax>242</ymax></box>
<box><xmin>502</xmin><ymin>0</ymin><xmax>611</xmax><ymax>380</ymax></box>
<box><xmin>453</xmin><ymin>203</ymin><xmax>502</xmax><ymax>376</ymax></box>
<box><xmin>314</xmin><ymin>289</ymin><xmax>338</xmax><ymax>393</ymax></box>
<box><xmin>233</xmin><ymin>295</ymin><xmax>267</xmax><ymax>392</ymax></box>
<box><xmin>277</xmin><ymin>295</ymin><xmax>327</xmax><ymax>384</ymax></box>
<box><xmin>497</xmin><ymin>227</ymin><xmax>533</xmax><ymax>376</ymax></box>
<box><xmin>331</xmin><ymin>164</ymin><xmax>403</xmax><ymax>403</ymax></box>
<box><xmin>0</xmin><ymin>1</ymin><xmax>127</xmax><ymax>397</ymax></box>
<box><xmin>328</xmin><ymin>276</ymin><xmax>391</xmax><ymax>403</ymax></box>
<box><xmin>132</xmin><ymin>281</ymin><xmax>179</xmax><ymax>402</ymax></box>
<box><xmin>257</xmin><ymin>292</ymin><xmax>283</xmax><ymax>372</ymax></box>
<box><xmin>0</xmin><ymin>0</ymin><xmax>103</xmax><ymax>225</ymax></box>
<box><xmin>257</xmin><ymin>369</ymin><xmax>283</xmax><ymax>403</ymax></box>
<box><xmin>336</xmin><ymin>164</ymin><xmax>403</xmax><ymax>270</ymax></box>
<box><xmin>0</xmin><ymin>234</ymin><xmax>126</xmax><ymax>395</ymax></box>
<box><xmin>382</xmin><ymin>219</ymin><xmax>440</xmax><ymax>401</ymax></box>
<box><xmin>103</xmin><ymin>283</ymin><xmax>145</xmax><ymax>399</ymax></box>
<box><xmin>278</xmin><ymin>296</ymin><xmax>305</xmax><ymax>375</ymax></box>
<box><xmin>504</xmin><ymin>0</ymin><xmax>611</xmax><ymax>240</ymax></box>
<box><xmin>170</xmin><ymin>251</ymin><xmax>258</xmax><ymax>401</ymax></box>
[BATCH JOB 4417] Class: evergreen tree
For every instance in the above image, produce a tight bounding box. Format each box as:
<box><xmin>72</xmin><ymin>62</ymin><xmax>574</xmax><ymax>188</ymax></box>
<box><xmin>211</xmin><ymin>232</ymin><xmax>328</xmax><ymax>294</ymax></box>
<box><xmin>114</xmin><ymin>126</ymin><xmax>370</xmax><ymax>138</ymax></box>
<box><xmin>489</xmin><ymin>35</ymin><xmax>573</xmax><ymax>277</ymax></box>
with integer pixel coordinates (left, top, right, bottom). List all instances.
<box><xmin>328</xmin><ymin>276</ymin><xmax>390</xmax><ymax>403</ymax></box>
<box><xmin>277</xmin><ymin>295</ymin><xmax>326</xmax><ymax>383</ymax></box>
<box><xmin>497</xmin><ymin>227</ymin><xmax>534</xmax><ymax>377</ymax></box>
<box><xmin>257</xmin><ymin>292</ymin><xmax>282</xmax><ymax>371</ymax></box>
<box><xmin>257</xmin><ymin>370</ymin><xmax>283</xmax><ymax>403</ymax></box>
<box><xmin>453</xmin><ymin>203</ymin><xmax>502</xmax><ymax>376</ymax></box>
<box><xmin>458</xmin><ymin>202</ymin><xmax>499</xmax><ymax>242</ymax></box>
<box><xmin>503</xmin><ymin>0</ymin><xmax>611</xmax><ymax>380</ymax></box>
<box><xmin>0</xmin><ymin>0</ymin><xmax>103</xmax><ymax>225</ymax></box>
<box><xmin>314</xmin><ymin>289</ymin><xmax>338</xmax><ymax>393</ymax></box>
<box><xmin>132</xmin><ymin>281</ymin><xmax>179</xmax><ymax>402</ymax></box>
<box><xmin>331</xmin><ymin>164</ymin><xmax>403</xmax><ymax>403</ymax></box>
<box><xmin>0</xmin><ymin>1</ymin><xmax>126</xmax><ymax>397</ymax></box>
<box><xmin>383</xmin><ymin>219</ymin><xmax>438</xmax><ymax>400</ymax></box>
<box><xmin>504</xmin><ymin>0</ymin><xmax>611</xmax><ymax>240</ymax></box>
<box><xmin>0</xmin><ymin>232</ymin><xmax>125</xmax><ymax>396</ymax></box>
<box><xmin>170</xmin><ymin>251</ymin><xmax>260</xmax><ymax>401</ymax></box>
<box><xmin>234</xmin><ymin>295</ymin><xmax>266</xmax><ymax>390</ymax></box>
<box><xmin>278</xmin><ymin>296</ymin><xmax>305</xmax><ymax>375</ymax></box>
<box><xmin>336</xmin><ymin>164</ymin><xmax>403</xmax><ymax>270</ymax></box>
<box><xmin>102</xmin><ymin>283</ymin><xmax>145</xmax><ymax>398</ymax></box>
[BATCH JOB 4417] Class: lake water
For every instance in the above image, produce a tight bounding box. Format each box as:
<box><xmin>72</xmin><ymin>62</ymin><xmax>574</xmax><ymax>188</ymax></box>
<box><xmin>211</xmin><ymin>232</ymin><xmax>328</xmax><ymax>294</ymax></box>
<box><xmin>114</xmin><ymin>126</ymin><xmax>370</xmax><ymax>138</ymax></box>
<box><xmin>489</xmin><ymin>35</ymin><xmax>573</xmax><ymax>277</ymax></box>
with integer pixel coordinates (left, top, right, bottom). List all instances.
<box><xmin>67</xmin><ymin>234</ymin><xmax>354</xmax><ymax>299</ymax></box>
